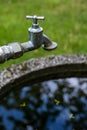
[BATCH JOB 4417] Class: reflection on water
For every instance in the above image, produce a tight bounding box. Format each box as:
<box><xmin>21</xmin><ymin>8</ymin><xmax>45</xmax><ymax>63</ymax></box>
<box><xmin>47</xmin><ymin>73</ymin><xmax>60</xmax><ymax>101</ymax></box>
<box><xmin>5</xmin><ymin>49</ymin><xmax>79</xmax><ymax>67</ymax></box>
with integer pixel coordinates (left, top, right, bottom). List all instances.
<box><xmin>0</xmin><ymin>78</ymin><xmax>87</xmax><ymax>130</ymax></box>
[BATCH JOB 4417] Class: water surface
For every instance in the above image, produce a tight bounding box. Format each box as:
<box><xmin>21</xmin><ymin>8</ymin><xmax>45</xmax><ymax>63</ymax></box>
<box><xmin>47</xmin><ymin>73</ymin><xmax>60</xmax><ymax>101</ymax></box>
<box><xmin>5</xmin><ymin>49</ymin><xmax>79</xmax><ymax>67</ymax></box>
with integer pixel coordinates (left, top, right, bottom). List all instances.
<box><xmin>0</xmin><ymin>78</ymin><xmax>87</xmax><ymax>130</ymax></box>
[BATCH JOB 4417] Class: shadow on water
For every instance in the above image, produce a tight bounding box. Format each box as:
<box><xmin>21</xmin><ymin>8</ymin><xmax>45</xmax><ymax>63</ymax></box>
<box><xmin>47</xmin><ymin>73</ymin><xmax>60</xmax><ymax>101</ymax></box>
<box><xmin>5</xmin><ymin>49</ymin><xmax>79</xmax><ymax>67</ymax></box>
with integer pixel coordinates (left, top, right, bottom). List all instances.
<box><xmin>0</xmin><ymin>78</ymin><xmax>87</xmax><ymax>130</ymax></box>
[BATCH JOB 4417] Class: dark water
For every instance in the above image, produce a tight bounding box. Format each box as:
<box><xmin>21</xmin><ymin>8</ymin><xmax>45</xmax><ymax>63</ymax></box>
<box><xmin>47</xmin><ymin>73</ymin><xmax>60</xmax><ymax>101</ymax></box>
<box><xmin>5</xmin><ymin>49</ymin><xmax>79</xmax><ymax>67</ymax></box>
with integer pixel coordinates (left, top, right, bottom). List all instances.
<box><xmin>0</xmin><ymin>78</ymin><xmax>87</xmax><ymax>130</ymax></box>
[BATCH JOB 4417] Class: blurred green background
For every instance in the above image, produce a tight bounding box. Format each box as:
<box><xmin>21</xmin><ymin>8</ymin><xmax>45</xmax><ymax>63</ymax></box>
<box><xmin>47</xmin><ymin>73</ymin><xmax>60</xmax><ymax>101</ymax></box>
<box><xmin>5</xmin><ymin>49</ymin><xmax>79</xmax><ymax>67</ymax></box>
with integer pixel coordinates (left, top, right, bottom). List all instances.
<box><xmin>0</xmin><ymin>0</ymin><xmax>87</xmax><ymax>69</ymax></box>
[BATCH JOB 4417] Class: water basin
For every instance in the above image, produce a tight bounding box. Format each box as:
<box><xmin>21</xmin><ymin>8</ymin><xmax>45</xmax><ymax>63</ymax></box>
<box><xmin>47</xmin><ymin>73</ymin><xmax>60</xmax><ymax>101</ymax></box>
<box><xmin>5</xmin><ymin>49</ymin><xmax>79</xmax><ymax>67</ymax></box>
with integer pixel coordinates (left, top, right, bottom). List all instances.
<box><xmin>0</xmin><ymin>54</ymin><xmax>87</xmax><ymax>130</ymax></box>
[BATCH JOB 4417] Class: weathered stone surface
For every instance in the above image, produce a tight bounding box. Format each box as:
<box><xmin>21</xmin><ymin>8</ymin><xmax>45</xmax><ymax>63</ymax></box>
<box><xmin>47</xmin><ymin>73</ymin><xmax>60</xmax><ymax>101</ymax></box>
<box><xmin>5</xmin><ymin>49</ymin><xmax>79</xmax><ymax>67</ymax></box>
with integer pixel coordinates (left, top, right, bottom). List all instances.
<box><xmin>0</xmin><ymin>54</ymin><xmax>87</xmax><ymax>99</ymax></box>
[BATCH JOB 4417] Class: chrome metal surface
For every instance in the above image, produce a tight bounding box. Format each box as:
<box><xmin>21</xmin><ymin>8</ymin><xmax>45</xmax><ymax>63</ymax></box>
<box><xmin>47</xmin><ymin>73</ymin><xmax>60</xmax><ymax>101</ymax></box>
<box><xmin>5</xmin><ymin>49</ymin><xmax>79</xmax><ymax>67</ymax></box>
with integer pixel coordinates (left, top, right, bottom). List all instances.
<box><xmin>0</xmin><ymin>15</ymin><xmax>57</xmax><ymax>63</ymax></box>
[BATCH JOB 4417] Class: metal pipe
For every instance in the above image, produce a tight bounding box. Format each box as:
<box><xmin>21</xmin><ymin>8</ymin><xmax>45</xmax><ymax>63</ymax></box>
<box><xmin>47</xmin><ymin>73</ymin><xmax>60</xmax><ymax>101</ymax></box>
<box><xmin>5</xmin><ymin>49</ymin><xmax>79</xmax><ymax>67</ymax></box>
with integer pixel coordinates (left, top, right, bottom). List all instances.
<box><xmin>0</xmin><ymin>42</ymin><xmax>23</xmax><ymax>63</ymax></box>
<box><xmin>0</xmin><ymin>41</ymin><xmax>35</xmax><ymax>63</ymax></box>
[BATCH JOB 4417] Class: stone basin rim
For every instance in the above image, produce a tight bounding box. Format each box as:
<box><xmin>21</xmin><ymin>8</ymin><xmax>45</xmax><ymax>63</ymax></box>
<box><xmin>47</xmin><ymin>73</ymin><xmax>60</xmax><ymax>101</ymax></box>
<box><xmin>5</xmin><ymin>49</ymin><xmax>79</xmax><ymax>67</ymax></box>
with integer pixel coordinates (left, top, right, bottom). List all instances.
<box><xmin>0</xmin><ymin>54</ymin><xmax>87</xmax><ymax>99</ymax></box>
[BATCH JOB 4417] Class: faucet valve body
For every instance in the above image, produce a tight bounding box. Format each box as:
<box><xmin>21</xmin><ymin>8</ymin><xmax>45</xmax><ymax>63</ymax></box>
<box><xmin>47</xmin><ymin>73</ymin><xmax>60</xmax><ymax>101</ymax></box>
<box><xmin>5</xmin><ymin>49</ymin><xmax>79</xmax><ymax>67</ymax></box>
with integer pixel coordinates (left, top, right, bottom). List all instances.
<box><xmin>28</xmin><ymin>26</ymin><xmax>43</xmax><ymax>48</ymax></box>
<box><xmin>26</xmin><ymin>15</ymin><xmax>58</xmax><ymax>50</ymax></box>
<box><xmin>26</xmin><ymin>15</ymin><xmax>44</xmax><ymax>48</ymax></box>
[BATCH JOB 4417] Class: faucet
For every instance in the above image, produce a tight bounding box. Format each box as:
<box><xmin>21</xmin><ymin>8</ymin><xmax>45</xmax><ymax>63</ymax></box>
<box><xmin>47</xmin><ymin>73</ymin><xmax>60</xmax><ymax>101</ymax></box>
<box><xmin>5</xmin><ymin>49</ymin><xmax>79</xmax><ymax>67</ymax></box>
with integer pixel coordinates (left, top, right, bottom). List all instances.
<box><xmin>0</xmin><ymin>15</ymin><xmax>57</xmax><ymax>63</ymax></box>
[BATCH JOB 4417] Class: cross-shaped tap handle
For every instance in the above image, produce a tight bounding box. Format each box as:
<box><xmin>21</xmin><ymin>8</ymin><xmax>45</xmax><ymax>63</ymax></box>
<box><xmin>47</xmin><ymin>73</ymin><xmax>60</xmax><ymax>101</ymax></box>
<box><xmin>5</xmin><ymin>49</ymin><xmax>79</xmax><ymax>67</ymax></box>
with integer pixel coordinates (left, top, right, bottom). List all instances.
<box><xmin>26</xmin><ymin>15</ymin><xmax>45</xmax><ymax>24</ymax></box>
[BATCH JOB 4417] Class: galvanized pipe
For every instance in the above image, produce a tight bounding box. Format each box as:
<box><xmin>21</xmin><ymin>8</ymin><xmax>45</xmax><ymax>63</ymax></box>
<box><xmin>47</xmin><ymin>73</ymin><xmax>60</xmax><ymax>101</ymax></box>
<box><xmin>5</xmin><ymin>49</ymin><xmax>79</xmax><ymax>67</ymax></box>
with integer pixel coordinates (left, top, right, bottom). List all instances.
<box><xmin>0</xmin><ymin>42</ymin><xmax>30</xmax><ymax>63</ymax></box>
<box><xmin>0</xmin><ymin>42</ymin><xmax>23</xmax><ymax>63</ymax></box>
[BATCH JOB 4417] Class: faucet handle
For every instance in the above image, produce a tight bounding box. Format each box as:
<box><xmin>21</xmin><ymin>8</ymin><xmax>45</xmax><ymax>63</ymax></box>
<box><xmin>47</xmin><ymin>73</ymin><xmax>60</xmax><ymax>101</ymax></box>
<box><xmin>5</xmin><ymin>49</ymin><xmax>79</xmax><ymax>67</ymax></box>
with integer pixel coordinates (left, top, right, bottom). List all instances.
<box><xmin>26</xmin><ymin>15</ymin><xmax>45</xmax><ymax>24</ymax></box>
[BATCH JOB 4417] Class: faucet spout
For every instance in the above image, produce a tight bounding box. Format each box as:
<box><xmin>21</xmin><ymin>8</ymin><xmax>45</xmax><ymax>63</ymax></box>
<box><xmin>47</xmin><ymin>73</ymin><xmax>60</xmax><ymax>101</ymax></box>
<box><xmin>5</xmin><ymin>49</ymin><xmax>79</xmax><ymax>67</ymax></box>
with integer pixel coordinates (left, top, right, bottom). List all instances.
<box><xmin>42</xmin><ymin>34</ymin><xmax>57</xmax><ymax>50</ymax></box>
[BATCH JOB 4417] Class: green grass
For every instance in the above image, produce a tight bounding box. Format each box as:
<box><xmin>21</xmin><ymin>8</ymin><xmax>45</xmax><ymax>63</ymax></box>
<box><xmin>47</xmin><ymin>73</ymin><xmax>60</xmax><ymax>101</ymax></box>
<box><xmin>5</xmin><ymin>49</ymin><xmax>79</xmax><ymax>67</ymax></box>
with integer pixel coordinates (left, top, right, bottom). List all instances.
<box><xmin>0</xmin><ymin>0</ymin><xmax>87</xmax><ymax>69</ymax></box>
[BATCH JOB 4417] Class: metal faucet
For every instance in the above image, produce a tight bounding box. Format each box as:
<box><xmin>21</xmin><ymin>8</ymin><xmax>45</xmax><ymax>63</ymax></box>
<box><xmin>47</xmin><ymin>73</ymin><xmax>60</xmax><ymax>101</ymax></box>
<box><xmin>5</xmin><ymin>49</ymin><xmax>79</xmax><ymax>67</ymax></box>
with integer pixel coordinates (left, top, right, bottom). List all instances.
<box><xmin>0</xmin><ymin>15</ymin><xmax>57</xmax><ymax>63</ymax></box>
